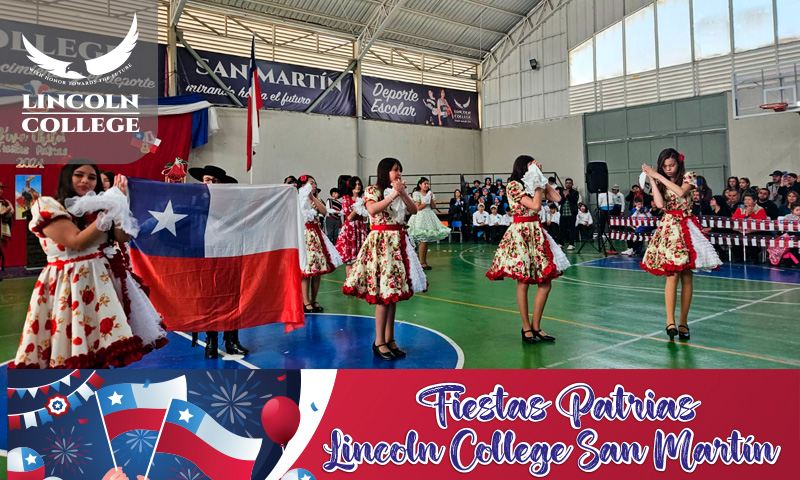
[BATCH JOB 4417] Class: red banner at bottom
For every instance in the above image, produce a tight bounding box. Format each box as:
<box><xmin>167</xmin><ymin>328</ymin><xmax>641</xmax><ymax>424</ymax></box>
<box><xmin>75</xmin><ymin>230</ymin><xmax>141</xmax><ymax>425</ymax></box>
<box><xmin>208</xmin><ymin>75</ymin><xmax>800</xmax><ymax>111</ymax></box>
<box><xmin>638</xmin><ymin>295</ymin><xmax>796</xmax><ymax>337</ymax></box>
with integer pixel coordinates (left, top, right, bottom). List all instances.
<box><xmin>287</xmin><ymin>370</ymin><xmax>798</xmax><ymax>479</ymax></box>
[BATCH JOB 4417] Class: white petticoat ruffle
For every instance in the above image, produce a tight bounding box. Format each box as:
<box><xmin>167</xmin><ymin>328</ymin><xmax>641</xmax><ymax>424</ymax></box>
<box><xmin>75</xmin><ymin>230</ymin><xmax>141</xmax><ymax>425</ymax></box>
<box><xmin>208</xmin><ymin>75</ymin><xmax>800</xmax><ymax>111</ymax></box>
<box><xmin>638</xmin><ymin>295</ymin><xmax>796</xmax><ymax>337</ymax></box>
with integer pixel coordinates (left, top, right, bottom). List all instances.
<box><xmin>542</xmin><ymin>229</ymin><xmax>571</xmax><ymax>272</ymax></box>
<box><xmin>319</xmin><ymin>228</ymin><xmax>344</xmax><ymax>269</ymax></box>
<box><xmin>403</xmin><ymin>234</ymin><xmax>428</xmax><ymax>293</ymax></box>
<box><xmin>66</xmin><ymin>187</ymin><xmax>139</xmax><ymax>236</ymax></box>
<box><xmin>686</xmin><ymin>221</ymin><xmax>723</xmax><ymax>272</ymax></box>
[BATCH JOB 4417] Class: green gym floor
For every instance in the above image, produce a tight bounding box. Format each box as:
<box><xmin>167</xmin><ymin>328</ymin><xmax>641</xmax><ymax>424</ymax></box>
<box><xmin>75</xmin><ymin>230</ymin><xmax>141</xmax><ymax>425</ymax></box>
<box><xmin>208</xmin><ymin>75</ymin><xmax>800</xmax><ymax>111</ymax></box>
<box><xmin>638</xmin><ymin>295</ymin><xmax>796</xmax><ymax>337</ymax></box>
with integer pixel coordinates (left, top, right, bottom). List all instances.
<box><xmin>2</xmin><ymin>242</ymin><xmax>799</xmax><ymax>370</ymax></box>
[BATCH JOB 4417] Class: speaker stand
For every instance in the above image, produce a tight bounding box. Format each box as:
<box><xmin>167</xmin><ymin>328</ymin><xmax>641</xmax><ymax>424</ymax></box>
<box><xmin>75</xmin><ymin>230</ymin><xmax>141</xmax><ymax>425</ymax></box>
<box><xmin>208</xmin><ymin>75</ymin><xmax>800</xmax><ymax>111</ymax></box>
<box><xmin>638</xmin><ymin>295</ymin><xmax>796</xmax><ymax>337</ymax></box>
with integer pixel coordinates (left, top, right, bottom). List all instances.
<box><xmin>575</xmin><ymin>192</ymin><xmax>617</xmax><ymax>257</ymax></box>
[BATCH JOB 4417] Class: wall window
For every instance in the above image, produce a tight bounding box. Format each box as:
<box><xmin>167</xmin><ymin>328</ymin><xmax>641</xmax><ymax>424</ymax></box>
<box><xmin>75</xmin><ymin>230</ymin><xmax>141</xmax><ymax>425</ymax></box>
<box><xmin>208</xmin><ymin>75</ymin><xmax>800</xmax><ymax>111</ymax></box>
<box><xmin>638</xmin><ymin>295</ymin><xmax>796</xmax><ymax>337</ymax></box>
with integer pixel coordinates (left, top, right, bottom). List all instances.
<box><xmin>732</xmin><ymin>0</ymin><xmax>775</xmax><ymax>52</ymax></box>
<box><xmin>692</xmin><ymin>0</ymin><xmax>731</xmax><ymax>59</ymax></box>
<box><xmin>777</xmin><ymin>0</ymin><xmax>800</xmax><ymax>43</ymax></box>
<box><xmin>569</xmin><ymin>38</ymin><xmax>594</xmax><ymax>86</ymax></box>
<box><xmin>595</xmin><ymin>23</ymin><xmax>624</xmax><ymax>80</ymax></box>
<box><xmin>625</xmin><ymin>5</ymin><xmax>656</xmax><ymax>74</ymax></box>
<box><xmin>656</xmin><ymin>0</ymin><xmax>692</xmax><ymax>68</ymax></box>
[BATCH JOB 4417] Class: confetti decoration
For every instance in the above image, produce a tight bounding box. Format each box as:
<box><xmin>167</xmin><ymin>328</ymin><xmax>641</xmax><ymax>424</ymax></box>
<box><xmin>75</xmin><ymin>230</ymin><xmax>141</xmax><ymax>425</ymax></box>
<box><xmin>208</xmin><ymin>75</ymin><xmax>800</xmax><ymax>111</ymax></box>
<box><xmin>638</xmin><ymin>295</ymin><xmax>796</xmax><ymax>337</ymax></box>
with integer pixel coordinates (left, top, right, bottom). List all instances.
<box><xmin>310</xmin><ymin>402</ymin><xmax>318</xmax><ymax>412</ymax></box>
<box><xmin>277</xmin><ymin>375</ymin><xmax>286</xmax><ymax>382</ymax></box>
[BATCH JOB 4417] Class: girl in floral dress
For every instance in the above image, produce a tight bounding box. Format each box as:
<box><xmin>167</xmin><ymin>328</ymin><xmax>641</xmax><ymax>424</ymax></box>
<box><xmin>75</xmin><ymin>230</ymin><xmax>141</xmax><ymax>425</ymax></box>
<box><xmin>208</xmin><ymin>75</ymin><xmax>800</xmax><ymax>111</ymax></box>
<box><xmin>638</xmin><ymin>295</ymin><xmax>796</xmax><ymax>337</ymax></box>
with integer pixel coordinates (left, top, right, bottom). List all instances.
<box><xmin>298</xmin><ymin>174</ymin><xmax>342</xmax><ymax>314</ymax></box>
<box><xmin>640</xmin><ymin>148</ymin><xmax>722</xmax><ymax>340</ymax></box>
<box><xmin>486</xmin><ymin>155</ymin><xmax>570</xmax><ymax>344</ymax></box>
<box><xmin>11</xmin><ymin>160</ymin><xmax>166</xmax><ymax>369</ymax></box>
<box><xmin>335</xmin><ymin>176</ymin><xmax>369</xmax><ymax>277</ymax></box>
<box><xmin>408</xmin><ymin>177</ymin><xmax>450</xmax><ymax>270</ymax></box>
<box><xmin>342</xmin><ymin>158</ymin><xmax>427</xmax><ymax>361</ymax></box>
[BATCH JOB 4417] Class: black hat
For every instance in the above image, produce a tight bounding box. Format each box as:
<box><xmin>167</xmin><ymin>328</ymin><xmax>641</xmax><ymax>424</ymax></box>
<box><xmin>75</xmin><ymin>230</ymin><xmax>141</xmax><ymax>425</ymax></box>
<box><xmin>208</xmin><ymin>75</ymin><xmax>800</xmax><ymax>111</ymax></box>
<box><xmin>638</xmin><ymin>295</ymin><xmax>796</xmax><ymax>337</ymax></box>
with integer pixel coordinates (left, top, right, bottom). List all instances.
<box><xmin>188</xmin><ymin>165</ymin><xmax>238</xmax><ymax>184</ymax></box>
<box><xmin>771</xmin><ymin>170</ymin><xmax>783</xmax><ymax>176</ymax></box>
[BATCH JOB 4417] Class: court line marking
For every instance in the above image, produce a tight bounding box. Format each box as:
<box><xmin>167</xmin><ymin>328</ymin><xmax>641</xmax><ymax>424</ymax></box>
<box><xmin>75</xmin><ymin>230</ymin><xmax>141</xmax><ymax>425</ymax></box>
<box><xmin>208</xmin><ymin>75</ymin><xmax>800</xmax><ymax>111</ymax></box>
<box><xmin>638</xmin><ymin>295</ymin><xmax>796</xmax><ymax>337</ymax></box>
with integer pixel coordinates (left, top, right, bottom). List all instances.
<box><xmin>320</xmin><ymin>277</ymin><xmax>800</xmax><ymax>367</ymax></box>
<box><xmin>576</xmin><ymin>262</ymin><xmax>800</xmax><ymax>287</ymax></box>
<box><xmin>542</xmin><ymin>287</ymin><xmax>800</xmax><ymax>368</ymax></box>
<box><xmin>173</xmin><ymin>331</ymin><xmax>260</xmax><ymax>369</ymax></box>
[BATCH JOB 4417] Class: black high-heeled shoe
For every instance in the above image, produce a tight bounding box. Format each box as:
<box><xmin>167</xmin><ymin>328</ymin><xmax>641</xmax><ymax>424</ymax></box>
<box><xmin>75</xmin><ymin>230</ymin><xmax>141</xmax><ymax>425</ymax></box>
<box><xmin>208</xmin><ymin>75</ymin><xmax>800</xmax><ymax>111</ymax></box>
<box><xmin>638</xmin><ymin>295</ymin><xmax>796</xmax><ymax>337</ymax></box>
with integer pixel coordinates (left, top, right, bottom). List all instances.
<box><xmin>386</xmin><ymin>339</ymin><xmax>406</xmax><ymax>358</ymax></box>
<box><xmin>666</xmin><ymin>323</ymin><xmax>678</xmax><ymax>340</ymax></box>
<box><xmin>312</xmin><ymin>302</ymin><xmax>324</xmax><ymax>313</ymax></box>
<box><xmin>303</xmin><ymin>303</ymin><xmax>314</xmax><ymax>314</ymax></box>
<box><xmin>372</xmin><ymin>342</ymin><xmax>395</xmax><ymax>361</ymax></box>
<box><xmin>521</xmin><ymin>329</ymin><xmax>537</xmax><ymax>344</ymax></box>
<box><xmin>533</xmin><ymin>330</ymin><xmax>555</xmax><ymax>341</ymax></box>
<box><xmin>678</xmin><ymin>324</ymin><xmax>690</xmax><ymax>340</ymax></box>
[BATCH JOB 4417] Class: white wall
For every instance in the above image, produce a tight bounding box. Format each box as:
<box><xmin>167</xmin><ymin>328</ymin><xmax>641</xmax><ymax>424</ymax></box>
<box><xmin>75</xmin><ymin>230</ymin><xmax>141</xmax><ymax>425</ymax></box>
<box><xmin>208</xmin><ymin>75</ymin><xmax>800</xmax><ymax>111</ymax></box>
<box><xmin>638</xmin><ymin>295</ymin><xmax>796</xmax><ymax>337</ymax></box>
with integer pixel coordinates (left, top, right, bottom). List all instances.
<box><xmin>481</xmin><ymin>115</ymin><xmax>586</xmax><ymax>191</ymax></box>
<box><xmin>191</xmin><ymin>108</ymin><xmax>482</xmax><ymax>192</ymax></box>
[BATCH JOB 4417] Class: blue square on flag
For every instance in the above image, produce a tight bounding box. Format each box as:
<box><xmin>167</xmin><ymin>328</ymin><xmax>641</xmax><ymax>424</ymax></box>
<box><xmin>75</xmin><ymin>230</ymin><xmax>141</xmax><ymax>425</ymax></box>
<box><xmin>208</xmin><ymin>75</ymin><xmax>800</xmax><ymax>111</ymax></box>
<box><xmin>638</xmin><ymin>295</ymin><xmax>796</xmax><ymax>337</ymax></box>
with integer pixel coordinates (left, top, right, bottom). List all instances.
<box><xmin>129</xmin><ymin>180</ymin><xmax>209</xmax><ymax>258</ymax></box>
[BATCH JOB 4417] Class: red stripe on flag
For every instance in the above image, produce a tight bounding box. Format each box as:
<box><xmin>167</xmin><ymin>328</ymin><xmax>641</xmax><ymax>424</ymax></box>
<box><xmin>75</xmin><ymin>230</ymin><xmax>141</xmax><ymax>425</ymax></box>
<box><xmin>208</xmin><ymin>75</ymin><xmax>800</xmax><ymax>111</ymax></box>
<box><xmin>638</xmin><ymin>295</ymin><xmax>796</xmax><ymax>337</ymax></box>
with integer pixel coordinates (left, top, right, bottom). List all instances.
<box><xmin>129</xmin><ymin>248</ymin><xmax>304</xmax><ymax>333</ymax></box>
<box><xmin>104</xmin><ymin>409</ymin><xmax>167</xmax><ymax>440</ymax></box>
<box><xmin>157</xmin><ymin>422</ymin><xmax>257</xmax><ymax>480</ymax></box>
<box><xmin>8</xmin><ymin>468</ymin><xmax>45</xmax><ymax>480</ymax></box>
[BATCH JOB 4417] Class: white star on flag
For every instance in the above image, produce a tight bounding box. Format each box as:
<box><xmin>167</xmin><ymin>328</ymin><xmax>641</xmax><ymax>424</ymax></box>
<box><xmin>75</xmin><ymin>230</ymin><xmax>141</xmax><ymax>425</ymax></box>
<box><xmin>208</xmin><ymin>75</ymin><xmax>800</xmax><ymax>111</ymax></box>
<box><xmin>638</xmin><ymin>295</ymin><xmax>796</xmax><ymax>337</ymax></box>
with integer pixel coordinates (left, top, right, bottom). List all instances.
<box><xmin>25</xmin><ymin>453</ymin><xmax>37</xmax><ymax>465</ymax></box>
<box><xmin>149</xmin><ymin>200</ymin><xmax>187</xmax><ymax>236</ymax></box>
<box><xmin>109</xmin><ymin>392</ymin><xmax>123</xmax><ymax>405</ymax></box>
<box><xmin>178</xmin><ymin>408</ymin><xmax>194</xmax><ymax>423</ymax></box>
<box><xmin>300</xmin><ymin>475</ymin><xmax>311</xmax><ymax>480</ymax></box>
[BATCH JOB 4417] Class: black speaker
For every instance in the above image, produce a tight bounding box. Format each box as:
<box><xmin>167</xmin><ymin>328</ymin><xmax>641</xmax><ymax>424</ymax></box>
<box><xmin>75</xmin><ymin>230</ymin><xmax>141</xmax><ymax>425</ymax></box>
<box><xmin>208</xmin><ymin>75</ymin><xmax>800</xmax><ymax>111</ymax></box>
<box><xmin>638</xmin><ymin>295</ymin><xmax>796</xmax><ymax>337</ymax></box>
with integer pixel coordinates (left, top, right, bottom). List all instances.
<box><xmin>586</xmin><ymin>161</ymin><xmax>609</xmax><ymax>193</ymax></box>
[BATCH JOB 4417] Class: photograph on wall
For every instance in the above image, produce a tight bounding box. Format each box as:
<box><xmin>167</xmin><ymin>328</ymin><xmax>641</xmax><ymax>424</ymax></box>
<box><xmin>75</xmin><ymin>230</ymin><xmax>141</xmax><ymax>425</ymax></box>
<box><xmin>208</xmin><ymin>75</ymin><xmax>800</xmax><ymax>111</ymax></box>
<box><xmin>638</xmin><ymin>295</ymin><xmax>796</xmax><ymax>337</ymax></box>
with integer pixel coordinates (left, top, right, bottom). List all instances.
<box><xmin>14</xmin><ymin>175</ymin><xmax>41</xmax><ymax>221</ymax></box>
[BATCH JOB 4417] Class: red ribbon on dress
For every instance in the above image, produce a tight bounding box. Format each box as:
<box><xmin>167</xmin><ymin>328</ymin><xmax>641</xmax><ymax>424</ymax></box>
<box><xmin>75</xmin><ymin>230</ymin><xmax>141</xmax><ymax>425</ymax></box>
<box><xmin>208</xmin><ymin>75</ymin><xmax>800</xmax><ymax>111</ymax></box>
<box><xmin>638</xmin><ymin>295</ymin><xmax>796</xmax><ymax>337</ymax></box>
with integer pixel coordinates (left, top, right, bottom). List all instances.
<box><xmin>371</xmin><ymin>224</ymin><xmax>404</xmax><ymax>231</ymax></box>
<box><xmin>513</xmin><ymin>215</ymin><xmax>540</xmax><ymax>223</ymax></box>
<box><xmin>47</xmin><ymin>250</ymin><xmax>105</xmax><ymax>271</ymax></box>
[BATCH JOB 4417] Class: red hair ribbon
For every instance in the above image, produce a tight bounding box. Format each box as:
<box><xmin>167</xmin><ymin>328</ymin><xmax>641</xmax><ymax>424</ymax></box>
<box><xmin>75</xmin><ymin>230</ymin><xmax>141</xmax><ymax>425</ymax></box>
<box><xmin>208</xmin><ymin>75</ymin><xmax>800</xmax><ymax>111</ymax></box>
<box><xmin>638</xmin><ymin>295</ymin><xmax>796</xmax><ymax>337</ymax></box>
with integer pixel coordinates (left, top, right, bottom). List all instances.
<box><xmin>678</xmin><ymin>153</ymin><xmax>685</xmax><ymax>163</ymax></box>
<box><xmin>300</xmin><ymin>174</ymin><xmax>308</xmax><ymax>182</ymax></box>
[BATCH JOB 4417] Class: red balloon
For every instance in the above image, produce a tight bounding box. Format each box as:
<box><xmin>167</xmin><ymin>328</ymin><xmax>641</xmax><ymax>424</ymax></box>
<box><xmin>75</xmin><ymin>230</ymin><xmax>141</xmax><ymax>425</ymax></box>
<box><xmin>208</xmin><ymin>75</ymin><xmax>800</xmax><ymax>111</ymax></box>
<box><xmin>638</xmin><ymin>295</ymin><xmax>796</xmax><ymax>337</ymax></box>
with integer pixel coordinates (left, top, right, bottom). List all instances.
<box><xmin>261</xmin><ymin>396</ymin><xmax>301</xmax><ymax>446</ymax></box>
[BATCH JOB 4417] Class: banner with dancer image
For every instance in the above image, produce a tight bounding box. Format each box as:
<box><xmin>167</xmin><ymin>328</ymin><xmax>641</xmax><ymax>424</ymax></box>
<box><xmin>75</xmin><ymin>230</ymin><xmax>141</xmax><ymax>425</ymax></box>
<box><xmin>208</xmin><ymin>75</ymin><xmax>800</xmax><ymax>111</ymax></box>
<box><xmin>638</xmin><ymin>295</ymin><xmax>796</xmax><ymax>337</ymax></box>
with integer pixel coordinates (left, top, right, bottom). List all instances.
<box><xmin>361</xmin><ymin>76</ymin><xmax>479</xmax><ymax>129</ymax></box>
<box><xmin>163</xmin><ymin>45</ymin><xmax>356</xmax><ymax>116</ymax></box>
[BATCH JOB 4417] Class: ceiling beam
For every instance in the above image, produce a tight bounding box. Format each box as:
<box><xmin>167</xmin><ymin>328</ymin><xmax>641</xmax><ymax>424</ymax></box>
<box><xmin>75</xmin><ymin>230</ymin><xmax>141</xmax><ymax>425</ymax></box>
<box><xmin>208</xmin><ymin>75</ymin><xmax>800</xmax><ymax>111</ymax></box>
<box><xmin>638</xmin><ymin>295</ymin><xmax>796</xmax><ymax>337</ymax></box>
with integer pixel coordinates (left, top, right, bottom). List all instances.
<box><xmin>398</xmin><ymin>6</ymin><xmax>507</xmax><ymax>37</ymax></box>
<box><xmin>460</xmin><ymin>0</ymin><xmax>527</xmax><ymax>18</ymax></box>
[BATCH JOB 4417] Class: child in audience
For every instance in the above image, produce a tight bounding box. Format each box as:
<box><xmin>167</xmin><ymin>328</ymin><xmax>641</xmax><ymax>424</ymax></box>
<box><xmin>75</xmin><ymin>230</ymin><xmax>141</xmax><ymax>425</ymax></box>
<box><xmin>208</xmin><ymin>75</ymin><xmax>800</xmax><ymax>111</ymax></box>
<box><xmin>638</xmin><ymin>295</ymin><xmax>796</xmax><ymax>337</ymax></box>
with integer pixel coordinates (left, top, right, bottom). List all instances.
<box><xmin>575</xmin><ymin>203</ymin><xmax>593</xmax><ymax>241</ymax></box>
<box><xmin>621</xmin><ymin>198</ymin><xmax>651</xmax><ymax>256</ymax></box>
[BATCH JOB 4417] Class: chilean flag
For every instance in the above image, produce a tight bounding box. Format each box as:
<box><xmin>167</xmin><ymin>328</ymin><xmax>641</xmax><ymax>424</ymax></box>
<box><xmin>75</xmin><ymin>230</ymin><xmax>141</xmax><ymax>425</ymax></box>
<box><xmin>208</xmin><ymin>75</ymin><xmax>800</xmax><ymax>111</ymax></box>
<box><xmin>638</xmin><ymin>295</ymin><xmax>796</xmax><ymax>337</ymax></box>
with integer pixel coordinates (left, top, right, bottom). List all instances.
<box><xmin>7</xmin><ymin>448</ymin><xmax>45</xmax><ymax>480</ymax></box>
<box><xmin>128</xmin><ymin>179</ymin><xmax>305</xmax><ymax>333</ymax></box>
<box><xmin>246</xmin><ymin>36</ymin><xmax>262</xmax><ymax>172</ymax></box>
<box><xmin>154</xmin><ymin>399</ymin><xmax>262</xmax><ymax>480</ymax></box>
<box><xmin>95</xmin><ymin>377</ymin><xmax>187</xmax><ymax>440</ymax></box>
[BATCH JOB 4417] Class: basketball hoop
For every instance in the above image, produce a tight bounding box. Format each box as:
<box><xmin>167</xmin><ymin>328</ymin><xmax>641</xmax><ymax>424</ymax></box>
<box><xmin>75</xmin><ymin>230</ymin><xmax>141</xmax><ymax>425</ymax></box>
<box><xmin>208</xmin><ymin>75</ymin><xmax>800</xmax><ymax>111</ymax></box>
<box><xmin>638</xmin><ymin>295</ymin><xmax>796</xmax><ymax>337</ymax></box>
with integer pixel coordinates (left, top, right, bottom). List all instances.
<box><xmin>759</xmin><ymin>102</ymin><xmax>789</xmax><ymax>112</ymax></box>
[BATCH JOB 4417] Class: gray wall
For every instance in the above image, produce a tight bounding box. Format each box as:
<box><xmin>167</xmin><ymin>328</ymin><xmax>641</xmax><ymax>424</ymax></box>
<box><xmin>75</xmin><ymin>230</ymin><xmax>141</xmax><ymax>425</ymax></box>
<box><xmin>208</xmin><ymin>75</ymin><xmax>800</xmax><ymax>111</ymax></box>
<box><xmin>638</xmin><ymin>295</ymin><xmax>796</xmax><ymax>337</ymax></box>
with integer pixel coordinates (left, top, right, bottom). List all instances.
<box><xmin>481</xmin><ymin>116</ymin><xmax>586</xmax><ymax>191</ymax></box>
<box><xmin>191</xmin><ymin>109</ymin><xmax>482</xmax><ymax>193</ymax></box>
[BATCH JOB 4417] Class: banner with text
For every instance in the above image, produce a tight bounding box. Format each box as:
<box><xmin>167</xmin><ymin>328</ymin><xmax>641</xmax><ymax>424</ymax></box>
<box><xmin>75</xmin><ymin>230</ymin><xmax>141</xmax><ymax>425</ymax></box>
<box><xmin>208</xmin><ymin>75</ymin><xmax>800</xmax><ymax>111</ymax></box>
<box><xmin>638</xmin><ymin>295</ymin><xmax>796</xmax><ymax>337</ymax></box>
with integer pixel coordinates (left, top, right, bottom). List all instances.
<box><xmin>361</xmin><ymin>76</ymin><xmax>479</xmax><ymax>129</ymax></box>
<box><xmin>164</xmin><ymin>45</ymin><xmax>355</xmax><ymax>116</ymax></box>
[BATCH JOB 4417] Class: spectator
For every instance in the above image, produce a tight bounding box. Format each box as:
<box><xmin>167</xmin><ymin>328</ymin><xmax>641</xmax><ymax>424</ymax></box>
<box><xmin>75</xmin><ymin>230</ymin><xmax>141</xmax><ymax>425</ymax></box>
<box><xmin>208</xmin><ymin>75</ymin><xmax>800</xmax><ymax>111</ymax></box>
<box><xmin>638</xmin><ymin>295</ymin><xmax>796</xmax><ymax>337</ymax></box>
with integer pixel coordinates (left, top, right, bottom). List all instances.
<box><xmin>487</xmin><ymin>205</ymin><xmax>502</xmax><ymax>243</ymax></box>
<box><xmin>497</xmin><ymin>187</ymin><xmax>508</xmax><ymax>210</ymax></box>
<box><xmin>709</xmin><ymin>195</ymin><xmax>733</xmax><ymax>218</ymax></box>
<box><xmin>597</xmin><ymin>189</ymin><xmax>615</xmax><ymax>237</ymax></box>
<box><xmin>284</xmin><ymin>175</ymin><xmax>298</xmax><ymax>187</ymax></box>
<box><xmin>626</xmin><ymin>184</ymin><xmax>652</xmax><ymax>211</ymax></box>
<box><xmin>766</xmin><ymin>170</ymin><xmax>783</xmax><ymax>205</ymax></box>
<box><xmin>0</xmin><ymin>181</ymin><xmax>13</xmax><ymax>270</ymax></box>
<box><xmin>724</xmin><ymin>188</ymin><xmax>743</xmax><ymax>210</ymax></box>
<box><xmin>610</xmin><ymin>184</ymin><xmax>625</xmax><ymax>216</ymax></box>
<box><xmin>732</xmin><ymin>192</ymin><xmax>767</xmax><ymax>263</ymax></box>
<box><xmin>472</xmin><ymin>203</ymin><xmax>489</xmax><ymax>243</ymax></box>
<box><xmin>620</xmin><ymin>198</ymin><xmax>651</xmax><ymax>256</ymax></box>
<box><xmin>547</xmin><ymin>177</ymin><xmax>560</xmax><ymax>196</ymax></box>
<box><xmin>481</xmin><ymin>187</ymin><xmax>494</xmax><ymax>205</ymax></box>
<box><xmin>492</xmin><ymin>178</ymin><xmax>504</xmax><ymax>195</ymax></box>
<box><xmin>697</xmin><ymin>175</ymin><xmax>713</xmax><ymax>204</ymax></box>
<box><xmin>575</xmin><ymin>203</ymin><xmax>593</xmax><ymax>242</ymax></box>
<box><xmin>691</xmin><ymin>189</ymin><xmax>712</xmax><ymax>217</ymax></box>
<box><xmin>492</xmin><ymin>196</ymin><xmax>505</xmax><ymax>215</ymax></box>
<box><xmin>778</xmin><ymin>172</ymin><xmax>800</xmax><ymax>199</ymax></box>
<box><xmin>100</xmin><ymin>170</ymin><xmax>115</xmax><ymax>191</ymax></box>
<box><xmin>756</xmin><ymin>187</ymin><xmax>779</xmax><ymax>219</ymax></box>
<box><xmin>543</xmin><ymin>202</ymin><xmax>560</xmax><ymax>240</ymax></box>
<box><xmin>739</xmin><ymin>177</ymin><xmax>756</xmax><ymax>197</ymax></box>
<box><xmin>727</xmin><ymin>176</ymin><xmax>740</xmax><ymax>191</ymax></box>
<box><xmin>472</xmin><ymin>180</ymin><xmax>482</xmax><ymax>195</ymax></box>
<box><xmin>778</xmin><ymin>191</ymin><xmax>799</xmax><ymax>216</ymax></box>
<box><xmin>483</xmin><ymin>177</ymin><xmax>493</xmax><ymax>194</ymax></box>
<box><xmin>559</xmin><ymin>177</ymin><xmax>581</xmax><ymax>250</ymax></box>
<box><xmin>325</xmin><ymin>188</ymin><xmax>343</xmax><ymax>243</ymax></box>
<box><xmin>449</xmin><ymin>189</ymin><xmax>468</xmax><ymax>224</ymax></box>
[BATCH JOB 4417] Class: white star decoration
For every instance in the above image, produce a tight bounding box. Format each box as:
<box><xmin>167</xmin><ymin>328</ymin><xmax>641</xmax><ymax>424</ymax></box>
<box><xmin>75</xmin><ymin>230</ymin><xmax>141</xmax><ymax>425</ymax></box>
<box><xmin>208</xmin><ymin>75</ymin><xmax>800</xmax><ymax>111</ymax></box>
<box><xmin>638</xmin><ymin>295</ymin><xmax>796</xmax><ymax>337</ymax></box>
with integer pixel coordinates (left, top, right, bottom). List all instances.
<box><xmin>25</xmin><ymin>453</ymin><xmax>37</xmax><ymax>465</ymax></box>
<box><xmin>149</xmin><ymin>200</ymin><xmax>187</xmax><ymax>236</ymax></box>
<box><xmin>178</xmin><ymin>408</ymin><xmax>194</xmax><ymax>423</ymax></box>
<box><xmin>300</xmin><ymin>474</ymin><xmax>311</xmax><ymax>480</ymax></box>
<box><xmin>109</xmin><ymin>392</ymin><xmax>123</xmax><ymax>405</ymax></box>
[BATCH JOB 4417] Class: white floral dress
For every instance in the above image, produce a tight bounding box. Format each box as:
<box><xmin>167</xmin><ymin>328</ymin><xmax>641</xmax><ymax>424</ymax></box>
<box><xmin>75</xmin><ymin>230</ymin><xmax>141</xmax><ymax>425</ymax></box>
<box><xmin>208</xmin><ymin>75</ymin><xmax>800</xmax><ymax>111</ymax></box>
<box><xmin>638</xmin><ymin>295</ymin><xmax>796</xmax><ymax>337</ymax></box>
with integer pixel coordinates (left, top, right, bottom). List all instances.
<box><xmin>342</xmin><ymin>185</ymin><xmax>427</xmax><ymax>304</ymax></box>
<box><xmin>11</xmin><ymin>197</ymin><xmax>156</xmax><ymax>369</ymax></box>
<box><xmin>486</xmin><ymin>181</ymin><xmax>569</xmax><ymax>284</ymax></box>
<box><xmin>640</xmin><ymin>171</ymin><xmax>722</xmax><ymax>275</ymax></box>
<box><xmin>408</xmin><ymin>191</ymin><xmax>450</xmax><ymax>243</ymax></box>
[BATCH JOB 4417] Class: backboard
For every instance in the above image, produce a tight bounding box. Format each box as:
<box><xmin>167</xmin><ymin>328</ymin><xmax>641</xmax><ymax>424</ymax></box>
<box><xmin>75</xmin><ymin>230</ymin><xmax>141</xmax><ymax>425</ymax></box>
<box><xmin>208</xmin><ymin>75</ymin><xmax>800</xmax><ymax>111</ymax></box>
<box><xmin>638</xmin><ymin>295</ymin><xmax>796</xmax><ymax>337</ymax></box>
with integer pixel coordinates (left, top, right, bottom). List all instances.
<box><xmin>732</xmin><ymin>61</ymin><xmax>800</xmax><ymax>119</ymax></box>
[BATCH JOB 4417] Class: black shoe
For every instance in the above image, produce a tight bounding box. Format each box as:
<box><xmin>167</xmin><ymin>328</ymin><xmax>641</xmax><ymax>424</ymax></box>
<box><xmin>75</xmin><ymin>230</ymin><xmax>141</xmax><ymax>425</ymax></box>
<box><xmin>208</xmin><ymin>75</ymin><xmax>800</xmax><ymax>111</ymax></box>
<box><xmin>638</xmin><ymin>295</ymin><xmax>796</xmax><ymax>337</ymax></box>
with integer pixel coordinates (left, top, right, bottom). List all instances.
<box><xmin>387</xmin><ymin>339</ymin><xmax>406</xmax><ymax>358</ymax></box>
<box><xmin>304</xmin><ymin>303</ymin><xmax>314</xmax><ymax>314</ymax></box>
<box><xmin>666</xmin><ymin>323</ymin><xmax>677</xmax><ymax>340</ymax></box>
<box><xmin>678</xmin><ymin>325</ymin><xmax>690</xmax><ymax>340</ymax></box>
<box><xmin>312</xmin><ymin>302</ymin><xmax>324</xmax><ymax>313</ymax></box>
<box><xmin>521</xmin><ymin>329</ymin><xmax>537</xmax><ymax>344</ymax></box>
<box><xmin>223</xmin><ymin>330</ymin><xmax>249</xmax><ymax>355</ymax></box>
<box><xmin>372</xmin><ymin>342</ymin><xmax>395</xmax><ymax>361</ymax></box>
<box><xmin>205</xmin><ymin>331</ymin><xmax>219</xmax><ymax>359</ymax></box>
<box><xmin>533</xmin><ymin>330</ymin><xmax>556</xmax><ymax>341</ymax></box>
